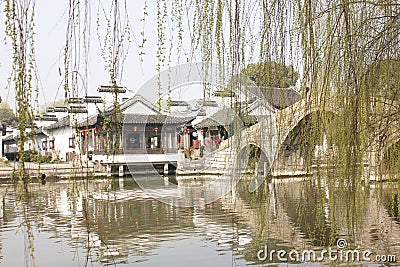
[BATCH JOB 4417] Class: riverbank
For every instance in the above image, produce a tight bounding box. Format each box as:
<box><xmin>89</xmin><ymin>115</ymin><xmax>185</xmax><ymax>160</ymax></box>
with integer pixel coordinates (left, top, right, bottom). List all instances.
<box><xmin>0</xmin><ymin>161</ymin><xmax>396</xmax><ymax>183</ymax></box>
<box><xmin>0</xmin><ymin>161</ymin><xmax>107</xmax><ymax>180</ymax></box>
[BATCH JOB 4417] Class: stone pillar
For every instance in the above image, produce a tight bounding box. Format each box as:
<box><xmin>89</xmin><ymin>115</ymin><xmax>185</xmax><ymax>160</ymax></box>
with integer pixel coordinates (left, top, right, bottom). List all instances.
<box><xmin>119</xmin><ymin>165</ymin><xmax>124</xmax><ymax>177</ymax></box>
<box><xmin>142</xmin><ymin>131</ymin><xmax>146</xmax><ymax>150</ymax></box>
<box><xmin>92</xmin><ymin>129</ymin><xmax>95</xmax><ymax>149</ymax></box>
<box><xmin>106</xmin><ymin>164</ymin><xmax>112</xmax><ymax>177</ymax></box>
<box><xmin>0</xmin><ymin>135</ymin><xmax>3</xmax><ymax>157</ymax></box>
<box><xmin>163</xmin><ymin>132</ymin><xmax>167</xmax><ymax>151</ymax></box>
<box><xmin>183</xmin><ymin>132</ymin><xmax>187</xmax><ymax>149</ymax></box>
<box><xmin>164</xmin><ymin>163</ymin><xmax>169</xmax><ymax>176</ymax></box>
<box><xmin>119</xmin><ymin>176</ymin><xmax>124</xmax><ymax>188</ymax></box>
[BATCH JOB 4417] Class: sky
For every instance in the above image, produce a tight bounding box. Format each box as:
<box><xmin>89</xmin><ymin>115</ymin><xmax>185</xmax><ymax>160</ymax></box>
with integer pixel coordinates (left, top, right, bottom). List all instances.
<box><xmin>0</xmin><ymin>1</ymin><xmax>301</xmax><ymax>112</ymax></box>
<box><xmin>0</xmin><ymin>0</ymin><xmax>196</xmax><ymax>110</ymax></box>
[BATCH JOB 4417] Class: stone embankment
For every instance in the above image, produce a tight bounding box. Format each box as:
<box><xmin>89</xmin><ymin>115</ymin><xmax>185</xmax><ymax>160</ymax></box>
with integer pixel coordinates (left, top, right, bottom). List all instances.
<box><xmin>0</xmin><ymin>162</ymin><xmax>107</xmax><ymax>179</ymax></box>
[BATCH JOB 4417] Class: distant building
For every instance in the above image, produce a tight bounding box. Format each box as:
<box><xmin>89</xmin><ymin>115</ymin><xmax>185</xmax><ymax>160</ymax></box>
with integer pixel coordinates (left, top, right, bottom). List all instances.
<box><xmin>184</xmin><ymin>85</ymin><xmax>302</xmax><ymax>158</ymax></box>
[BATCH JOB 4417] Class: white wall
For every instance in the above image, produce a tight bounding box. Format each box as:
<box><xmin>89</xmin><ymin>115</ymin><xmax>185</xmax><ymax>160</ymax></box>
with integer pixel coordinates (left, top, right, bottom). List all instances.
<box><xmin>48</xmin><ymin>126</ymin><xmax>77</xmax><ymax>161</ymax></box>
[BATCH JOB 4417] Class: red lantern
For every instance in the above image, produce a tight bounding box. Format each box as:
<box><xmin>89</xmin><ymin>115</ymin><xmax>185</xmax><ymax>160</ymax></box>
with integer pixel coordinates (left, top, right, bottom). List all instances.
<box><xmin>133</xmin><ymin>127</ymin><xmax>137</xmax><ymax>132</ymax></box>
<box><xmin>94</xmin><ymin>127</ymin><xmax>98</xmax><ymax>133</ymax></box>
<box><xmin>154</xmin><ymin>127</ymin><xmax>159</xmax><ymax>134</ymax></box>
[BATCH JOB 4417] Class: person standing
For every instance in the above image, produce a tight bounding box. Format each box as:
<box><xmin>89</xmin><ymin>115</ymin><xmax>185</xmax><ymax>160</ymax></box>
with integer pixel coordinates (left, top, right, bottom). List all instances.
<box><xmin>199</xmin><ymin>130</ymin><xmax>205</xmax><ymax>157</ymax></box>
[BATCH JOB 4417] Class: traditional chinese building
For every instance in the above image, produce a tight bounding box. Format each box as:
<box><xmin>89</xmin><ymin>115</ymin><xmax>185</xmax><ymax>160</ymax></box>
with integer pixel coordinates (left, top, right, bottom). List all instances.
<box><xmin>89</xmin><ymin>94</ymin><xmax>195</xmax><ymax>175</ymax></box>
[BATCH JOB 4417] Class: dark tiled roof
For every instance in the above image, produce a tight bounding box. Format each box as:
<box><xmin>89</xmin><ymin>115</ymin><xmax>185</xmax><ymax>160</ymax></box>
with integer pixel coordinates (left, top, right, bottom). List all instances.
<box><xmin>3</xmin><ymin>135</ymin><xmax>15</xmax><ymax>142</ymax></box>
<box><xmin>195</xmin><ymin>115</ymin><xmax>258</xmax><ymax>128</ymax></box>
<box><xmin>84</xmin><ymin>96</ymin><xmax>103</xmax><ymax>103</ymax></box>
<box><xmin>39</xmin><ymin>113</ymin><xmax>59</xmax><ymax>122</ymax></box>
<box><xmin>122</xmin><ymin>114</ymin><xmax>195</xmax><ymax>125</ymax></box>
<box><xmin>45</xmin><ymin>115</ymin><xmax>70</xmax><ymax>130</ymax></box>
<box><xmin>37</xmin><ymin>116</ymin><xmax>59</xmax><ymax>122</ymax></box>
<box><xmin>3</xmin><ymin>128</ymin><xmax>46</xmax><ymax>143</ymax></box>
<box><xmin>42</xmin><ymin>114</ymin><xmax>57</xmax><ymax>118</ymax></box>
<box><xmin>170</xmin><ymin>100</ymin><xmax>189</xmax><ymax>106</ymax></box>
<box><xmin>197</xmin><ymin>108</ymin><xmax>206</xmax><ymax>116</ymax></box>
<box><xmin>54</xmin><ymin>106</ymin><xmax>68</xmax><ymax>112</ymax></box>
<box><xmin>106</xmin><ymin>94</ymin><xmax>160</xmax><ymax>114</ymax></box>
<box><xmin>68</xmin><ymin>106</ymin><xmax>88</xmax><ymax>113</ymax></box>
<box><xmin>77</xmin><ymin>114</ymin><xmax>101</xmax><ymax>128</ymax></box>
<box><xmin>201</xmin><ymin>100</ymin><xmax>219</xmax><ymax>107</ymax></box>
<box><xmin>194</xmin><ymin>108</ymin><xmax>236</xmax><ymax>128</ymax></box>
<box><xmin>98</xmin><ymin>85</ymin><xmax>127</xmax><ymax>93</ymax></box>
<box><xmin>67</xmin><ymin>97</ymin><xmax>84</xmax><ymax>104</ymax></box>
<box><xmin>247</xmin><ymin>86</ymin><xmax>301</xmax><ymax>109</ymax></box>
<box><xmin>35</xmin><ymin>128</ymin><xmax>45</xmax><ymax>135</ymax></box>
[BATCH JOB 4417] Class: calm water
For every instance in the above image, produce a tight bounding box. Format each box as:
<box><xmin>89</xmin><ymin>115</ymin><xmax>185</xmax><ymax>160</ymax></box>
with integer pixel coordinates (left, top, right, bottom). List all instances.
<box><xmin>0</xmin><ymin>175</ymin><xmax>399</xmax><ymax>267</ymax></box>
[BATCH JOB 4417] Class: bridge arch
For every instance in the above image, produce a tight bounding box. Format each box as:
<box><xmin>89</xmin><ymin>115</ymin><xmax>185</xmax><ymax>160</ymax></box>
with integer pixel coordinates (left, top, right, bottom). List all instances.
<box><xmin>276</xmin><ymin>109</ymin><xmax>337</xmax><ymax>172</ymax></box>
<box><xmin>237</xmin><ymin>143</ymin><xmax>270</xmax><ymax>192</ymax></box>
<box><xmin>278</xmin><ymin>98</ymin><xmax>339</xmax><ymax>145</ymax></box>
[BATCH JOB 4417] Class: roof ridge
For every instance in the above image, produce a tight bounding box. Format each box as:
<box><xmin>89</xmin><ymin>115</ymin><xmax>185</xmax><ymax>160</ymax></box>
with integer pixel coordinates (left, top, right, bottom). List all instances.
<box><xmin>119</xmin><ymin>94</ymin><xmax>161</xmax><ymax>113</ymax></box>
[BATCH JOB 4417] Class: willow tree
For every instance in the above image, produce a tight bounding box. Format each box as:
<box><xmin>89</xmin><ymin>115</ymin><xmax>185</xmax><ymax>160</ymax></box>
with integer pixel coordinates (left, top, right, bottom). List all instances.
<box><xmin>159</xmin><ymin>0</ymin><xmax>398</xmax><ymax>171</ymax></box>
<box><xmin>5</xmin><ymin>0</ymin><xmax>400</xmax><ymax>258</ymax></box>
<box><xmin>298</xmin><ymin>1</ymin><xmax>400</xmax><ymax>188</ymax></box>
<box><xmin>4</xmin><ymin>0</ymin><xmax>38</xmax><ymax>179</ymax></box>
<box><xmin>2</xmin><ymin>0</ymin><xmax>399</xmax><ymax>255</ymax></box>
<box><xmin>3</xmin><ymin>0</ymin><xmax>399</xmax><ymax>182</ymax></box>
<box><xmin>62</xmin><ymin>0</ymin><xmax>130</xmax><ymax>159</ymax></box>
<box><xmin>145</xmin><ymin>1</ymin><xmax>400</xmax><ymax>237</ymax></box>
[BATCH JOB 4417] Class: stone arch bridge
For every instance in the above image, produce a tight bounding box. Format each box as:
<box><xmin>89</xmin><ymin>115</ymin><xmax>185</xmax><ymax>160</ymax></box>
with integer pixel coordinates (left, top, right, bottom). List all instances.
<box><xmin>179</xmin><ymin>95</ymin><xmax>399</xmax><ymax>181</ymax></box>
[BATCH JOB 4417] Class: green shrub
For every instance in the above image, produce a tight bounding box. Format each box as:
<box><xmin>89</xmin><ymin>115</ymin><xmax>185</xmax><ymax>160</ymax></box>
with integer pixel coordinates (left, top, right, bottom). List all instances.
<box><xmin>14</xmin><ymin>150</ymin><xmax>52</xmax><ymax>163</ymax></box>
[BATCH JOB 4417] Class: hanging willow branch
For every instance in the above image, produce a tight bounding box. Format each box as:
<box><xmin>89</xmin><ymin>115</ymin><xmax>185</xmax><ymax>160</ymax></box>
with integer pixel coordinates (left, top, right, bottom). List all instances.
<box><xmin>97</xmin><ymin>0</ymin><xmax>131</xmax><ymax>156</ymax></box>
<box><xmin>4</xmin><ymin>0</ymin><xmax>38</xmax><ymax>179</ymax></box>
<box><xmin>138</xmin><ymin>0</ymin><xmax>400</xmax><ymax>183</ymax></box>
<box><xmin>63</xmin><ymin>0</ymin><xmax>91</xmax><ymax>170</ymax></box>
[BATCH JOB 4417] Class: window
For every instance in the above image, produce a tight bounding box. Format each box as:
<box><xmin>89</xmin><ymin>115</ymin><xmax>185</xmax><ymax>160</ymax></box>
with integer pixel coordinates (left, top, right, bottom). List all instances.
<box><xmin>126</xmin><ymin>133</ymin><xmax>140</xmax><ymax>149</ymax></box>
<box><xmin>147</xmin><ymin>135</ymin><xmax>159</xmax><ymax>149</ymax></box>
<box><xmin>49</xmin><ymin>140</ymin><xmax>55</xmax><ymax>149</ymax></box>
<box><xmin>42</xmin><ymin>140</ymin><xmax>47</xmax><ymax>150</ymax></box>
<box><xmin>69</xmin><ymin>137</ymin><xmax>75</xmax><ymax>148</ymax></box>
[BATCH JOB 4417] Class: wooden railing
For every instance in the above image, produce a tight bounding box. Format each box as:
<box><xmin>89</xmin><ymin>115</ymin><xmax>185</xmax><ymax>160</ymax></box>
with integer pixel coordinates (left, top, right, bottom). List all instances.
<box><xmin>95</xmin><ymin>147</ymin><xmax>178</xmax><ymax>155</ymax></box>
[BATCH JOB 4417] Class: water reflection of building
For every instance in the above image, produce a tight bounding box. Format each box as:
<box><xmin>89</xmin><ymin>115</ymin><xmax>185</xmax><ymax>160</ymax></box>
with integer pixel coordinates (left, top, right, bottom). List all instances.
<box><xmin>229</xmin><ymin>179</ymin><xmax>400</xmax><ymax>265</ymax></box>
<box><xmin>0</xmin><ymin>178</ymin><xmax>257</xmax><ymax>265</ymax></box>
<box><xmin>0</xmin><ymin>179</ymin><xmax>399</xmax><ymax>266</ymax></box>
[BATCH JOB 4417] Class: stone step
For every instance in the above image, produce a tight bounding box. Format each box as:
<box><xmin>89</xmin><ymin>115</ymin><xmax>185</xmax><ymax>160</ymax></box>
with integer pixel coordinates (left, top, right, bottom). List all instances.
<box><xmin>204</xmin><ymin>158</ymin><xmax>234</xmax><ymax>164</ymax></box>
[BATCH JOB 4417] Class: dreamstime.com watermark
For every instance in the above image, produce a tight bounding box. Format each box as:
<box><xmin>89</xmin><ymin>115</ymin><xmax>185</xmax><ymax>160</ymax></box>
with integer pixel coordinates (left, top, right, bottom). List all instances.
<box><xmin>257</xmin><ymin>239</ymin><xmax>397</xmax><ymax>263</ymax></box>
